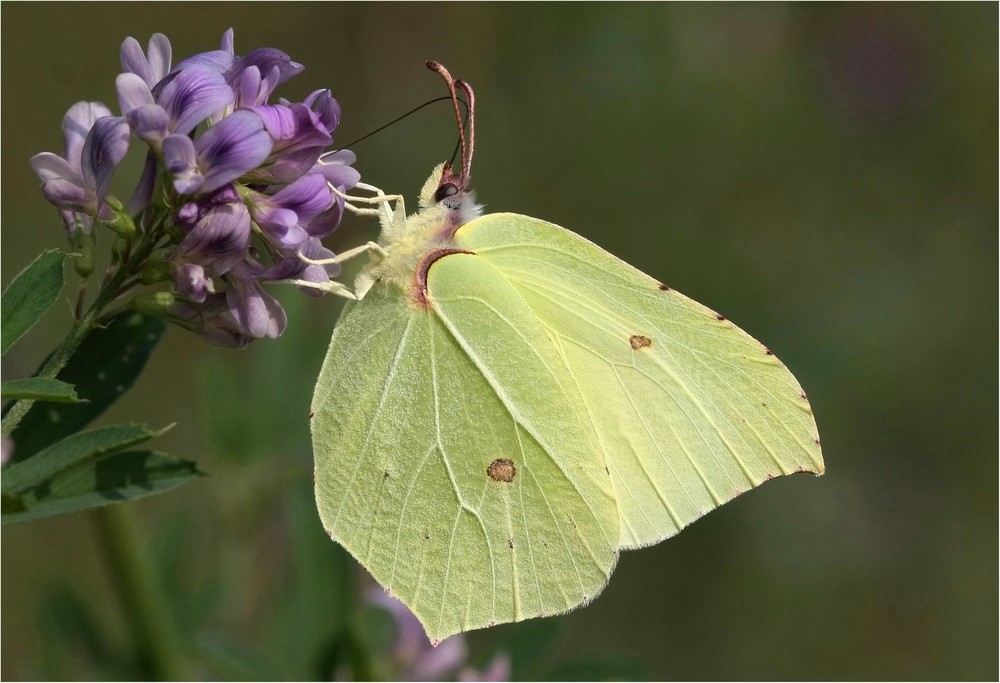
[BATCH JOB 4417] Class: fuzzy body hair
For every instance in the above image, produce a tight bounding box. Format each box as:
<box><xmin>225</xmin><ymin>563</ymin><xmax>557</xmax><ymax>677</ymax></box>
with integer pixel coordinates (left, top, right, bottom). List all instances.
<box><xmin>355</xmin><ymin>163</ymin><xmax>482</xmax><ymax>299</ymax></box>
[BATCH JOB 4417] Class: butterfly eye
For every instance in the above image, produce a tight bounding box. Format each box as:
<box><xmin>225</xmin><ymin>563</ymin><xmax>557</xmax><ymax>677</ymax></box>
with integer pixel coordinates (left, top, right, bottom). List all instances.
<box><xmin>435</xmin><ymin>183</ymin><xmax>459</xmax><ymax>203</ymax></box>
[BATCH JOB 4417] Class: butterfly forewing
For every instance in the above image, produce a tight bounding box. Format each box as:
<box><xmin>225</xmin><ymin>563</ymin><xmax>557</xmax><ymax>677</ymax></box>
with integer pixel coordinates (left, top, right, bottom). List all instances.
<box><xmin>455</xmin><ymin>213</ymin><xmax>824</xmax><ymax>549</ymax></box>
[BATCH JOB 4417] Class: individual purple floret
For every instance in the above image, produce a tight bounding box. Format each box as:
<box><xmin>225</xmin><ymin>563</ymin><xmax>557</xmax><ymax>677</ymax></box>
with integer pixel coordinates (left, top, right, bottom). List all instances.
<box><xmin>137</xmin><ymin>292</ymin><xmax>252</xmax><ymax>348</ymax></box>
<box><xmin>29</xmin><ymin>106</ymin><xmax>130</xmax><ymax>233</ymax></box>
<box><xmin>224</xmin><ymin>265</ymin><xmax>288</xmax><ymax>340</ymax></box>
<box><xmin>120</xmin><ymin>32</ymin><xmax>172</xmax><ymax>89</ymax></box>
<box><xmin>249</xmin><ymin>172</ymin><xmax>340</xmax><ymax>251</ymax></box>
<box><xmin>30</xmin><ymin>28</ymin><xmax>361</xmax><ymax>346</ymax></box>
<box><xmin>172</xmin><ymin>186</ymin><xmax>251</xmax><ymax>275</ymax></box>
<box><xmin>163</xmin><ymin>109</ymin><xmax>272</xmax><ymax>195</ymax></box>
<box><xmin>117</xmin><ymin>65</ymin><xmax>234</xmax><ymax>147</ymax></box>
<box><xmin>247</xmin><ymin>102</ymin><xmax>334</xmax><ymax>184</ymax></box>
<box><xmin>173</xmin><ymin>263</ymin><xmax>213</xmax><ymax>303</ymax></box>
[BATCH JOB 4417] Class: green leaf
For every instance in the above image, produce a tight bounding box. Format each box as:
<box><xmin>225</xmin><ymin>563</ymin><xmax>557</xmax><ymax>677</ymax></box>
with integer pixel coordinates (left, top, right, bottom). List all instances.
<box><xmin>7</xmin><ymin>312</ymin><xmax>166</xmax><ymax>461</ymax></box>
<box><xmin>1</xmin><ymin>423</ymin><xmax>166</xmax><ymax>496</ymax></box>
<box><xmin>1</xmin><ymin>449</ymin><xmax>200</xmax><ymax>524</ymax></box>
<box><xmin>1</xmin><ymin>249</ymin><xmax>68</xmax><ymax>355</ymax></box>
<box><xmin>1</xmin><ymin>377</ymin><xmax>83</xmax><ymax>403</ymax></box>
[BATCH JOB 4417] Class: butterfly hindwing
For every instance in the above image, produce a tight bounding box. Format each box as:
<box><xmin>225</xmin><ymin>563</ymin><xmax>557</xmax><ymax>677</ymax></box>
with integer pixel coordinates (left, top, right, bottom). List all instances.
<box><xmin>313</xmin><ymin>257</ymin><xmax>620</xmax><ymax>643</ymax></box>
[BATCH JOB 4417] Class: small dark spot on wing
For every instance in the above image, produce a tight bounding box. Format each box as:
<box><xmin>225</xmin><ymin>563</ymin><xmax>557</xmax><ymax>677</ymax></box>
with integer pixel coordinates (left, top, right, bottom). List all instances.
<box><xmin>716</xmin><ymin>314</ymin><xmax>726</xmax><ymax>321</ymax></box>
<box><xmin>629</xmin><ymin>335</ymin><xmax>653</xmax><ymax>350</ymax></box>
<box><xmin>658</xmin><ymin>283</ymin><xmax>671</xmax><ymax>291</ymax></box>
<box><xmin>508</xmin><ymin>539</ymin><xmax>514</xmax><ymax>549</ymax></box>
<box><xmin>424</xmin><ymin>530</ymin><xmax>430</xmax><ymax>540</ymax></box>
<box><xmin>487</xmin><ymin>458</ymin><xmax>516</xmax><ymax>482</ymax></box>
<box><xmin>384</xmin><ymin>471</ymin><xmax>391</xmax><ymax>480</ymax></box>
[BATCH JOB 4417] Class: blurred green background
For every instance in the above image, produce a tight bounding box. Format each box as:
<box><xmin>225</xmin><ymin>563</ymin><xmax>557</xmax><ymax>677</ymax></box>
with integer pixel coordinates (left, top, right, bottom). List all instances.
<box><xmin>2</xmin><ymin>3</ymin><xmax>996</xmax><ymax>680</ymax></box>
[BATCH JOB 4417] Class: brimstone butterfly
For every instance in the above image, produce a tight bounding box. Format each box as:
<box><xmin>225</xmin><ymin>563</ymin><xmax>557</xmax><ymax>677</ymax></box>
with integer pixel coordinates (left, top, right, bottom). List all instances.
<box><xmin>310</xmin><ymin>62</ymin><xmax>823</xmax><ymax>643</ymax></box>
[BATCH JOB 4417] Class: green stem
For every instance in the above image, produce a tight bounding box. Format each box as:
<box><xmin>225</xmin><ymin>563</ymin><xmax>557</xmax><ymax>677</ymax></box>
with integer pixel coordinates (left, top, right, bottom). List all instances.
<box><xmin>1</xmin><ymin>234</ymin><xmax>157</xmax><ymax>437</ymax></box>
<box><xmin>95</xmin><ymin>505</ymin><xmax>184</xmax><ymax>680</ymax></box>
<box><xmin>74</xmin><ymin>279</ymin><xmax>88</xmax><ymax>320</ymax></box>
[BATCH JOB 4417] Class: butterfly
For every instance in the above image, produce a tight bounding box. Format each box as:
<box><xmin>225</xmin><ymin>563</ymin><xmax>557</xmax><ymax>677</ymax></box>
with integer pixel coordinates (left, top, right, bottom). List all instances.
<box><xmin>310</xmin><ymin>62</ymin><xmax>823</xmax><ymax>643</ymax></box>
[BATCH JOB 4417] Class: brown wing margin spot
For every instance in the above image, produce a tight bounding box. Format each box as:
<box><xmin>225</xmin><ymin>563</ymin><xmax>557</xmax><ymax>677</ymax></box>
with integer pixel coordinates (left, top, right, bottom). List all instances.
<box><xmin>412</xmin><ymin>248</ymin><xmax>476</xmax><ymax>307</ymax></box>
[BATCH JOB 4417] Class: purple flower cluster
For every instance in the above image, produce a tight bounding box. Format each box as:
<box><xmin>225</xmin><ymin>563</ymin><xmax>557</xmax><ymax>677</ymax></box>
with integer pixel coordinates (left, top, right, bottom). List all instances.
<box><xmin>30</xmin><ymin>30</ymin><xmax>359</xmax><ymax>347</ymax></box>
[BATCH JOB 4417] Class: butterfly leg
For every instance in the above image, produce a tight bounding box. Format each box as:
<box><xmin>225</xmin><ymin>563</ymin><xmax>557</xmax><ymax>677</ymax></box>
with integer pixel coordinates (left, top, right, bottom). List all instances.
<box><xmin>271</xmin><ymin>278</ymin><xmax>360</xmax><ymax>300</ymax></box>
<box><xmin>296</xmin><ymin>240</ymin><xmax>387</xmax><ymax>268</ymax></box>
<box><xmin>331</xmin><ymin>241</ymin><xmax>387</xmax><ymax>264</ymax></box>
<box><xmin>268</xmin><ymin>229</ymin><xmax>389</xmax><ymax>300</ymax></box>
<box><xmin>328</xmin><ymin>182</ymin><xmax>406</xmax><ymax>221</ymax></box>
<box><xmin>264</xmin><ymin>240</ymin><xmax>386</xmax><ymax>299</ymax></box>
<box><xmin>270</xmin><ymin>178</ymin><xmax>405</xmax><ymax>299</ymax></box>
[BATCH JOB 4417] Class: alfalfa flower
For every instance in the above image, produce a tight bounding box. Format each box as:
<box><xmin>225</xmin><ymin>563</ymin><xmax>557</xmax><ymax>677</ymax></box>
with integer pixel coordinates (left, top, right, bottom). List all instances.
<box><xmin>30</xmin><ymin>28</ymin><xmax>360</xmax><ymax>346</ymax></box>
<box><xmin>29</xmin><ymin>105</ymin><xmax>131</xmax><ymax>235</ymax></box>
<box><xmin>162</xmin><ymin>109</ymin><xmax>272</xmax><ymax>195</ymax></box>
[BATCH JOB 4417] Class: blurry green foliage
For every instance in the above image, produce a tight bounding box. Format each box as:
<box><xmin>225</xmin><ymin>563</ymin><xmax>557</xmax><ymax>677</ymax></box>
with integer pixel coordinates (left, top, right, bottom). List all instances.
<box><xmin>2</xmin><ymin>3</ymin><xmax>996</xmax><ymax>680</ymax></box>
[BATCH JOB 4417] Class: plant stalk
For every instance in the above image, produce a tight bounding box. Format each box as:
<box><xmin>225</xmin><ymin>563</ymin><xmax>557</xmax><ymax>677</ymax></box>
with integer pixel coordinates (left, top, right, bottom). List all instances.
<box><xmin>95</xmin><ymin>504</ymin><xmax>185</xmax><ymax>680</ymax></box>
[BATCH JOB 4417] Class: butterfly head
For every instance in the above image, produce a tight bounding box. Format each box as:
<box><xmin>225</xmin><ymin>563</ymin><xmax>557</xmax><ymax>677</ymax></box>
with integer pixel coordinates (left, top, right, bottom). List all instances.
<box><xmin>417</xmin><ymin>162</ymin><xmax>481</xmax><ymax>229</ymax></box>
<box><xmin>357</xmin><ymin>64</ymin><xmax>481</xmax><ymax>299</ymax></box>
<box><xmin>415</xmin><ymin>61</ymin><xmax>480</xmax><ymax>228</ymax></box>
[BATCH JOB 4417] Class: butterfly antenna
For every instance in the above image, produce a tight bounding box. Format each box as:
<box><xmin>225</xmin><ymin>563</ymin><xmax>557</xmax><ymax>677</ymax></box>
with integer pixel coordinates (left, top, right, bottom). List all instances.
<box><xmin>426</xmin><ymin>60</ymin><xmax>475</xmax><ymax>191</ymax></box>
<box><xmin>325</xmin><ymin>95</ymin><xmax>466</xmax><ymax>155</ymax></box>
<box><xmin>446</xmin><ymin>96</ymin><xmax>470</xmax><ymax>171</ymax></box>
<box><xmin>455</xmin><ymin>78</ymin><xmax>475</xmax><ymax>182</ymax></box>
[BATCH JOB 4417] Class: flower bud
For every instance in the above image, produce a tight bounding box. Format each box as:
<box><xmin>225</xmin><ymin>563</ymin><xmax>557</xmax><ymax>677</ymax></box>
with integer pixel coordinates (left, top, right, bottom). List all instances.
<box><xmin>132</xmin><ymin>291</ymin><xmax>177</xmax><ymax>317</ymax></box>
<box><xmin>71</xmin><ymin>229</ymin><xmax>96</xmax><ymax>277</ymax></box>
<box><xmin>139</xmin><ymin>261</ymin><xmax>172</xmax><ymax>285</ymax></box>
<box><xmin>100</xmin><ymin>196</ymin><xmax>136</xmax><ymax>237</ymax></box>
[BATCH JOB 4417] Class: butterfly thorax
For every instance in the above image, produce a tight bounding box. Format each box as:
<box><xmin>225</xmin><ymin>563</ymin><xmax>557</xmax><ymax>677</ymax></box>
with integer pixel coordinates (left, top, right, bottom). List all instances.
<box><xmin>356</xmin><ymin>163</ymin><xmax>481</xmax><ymax>301</ymax></box>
